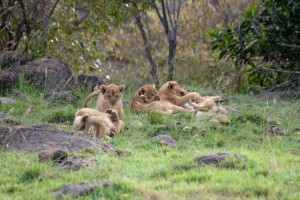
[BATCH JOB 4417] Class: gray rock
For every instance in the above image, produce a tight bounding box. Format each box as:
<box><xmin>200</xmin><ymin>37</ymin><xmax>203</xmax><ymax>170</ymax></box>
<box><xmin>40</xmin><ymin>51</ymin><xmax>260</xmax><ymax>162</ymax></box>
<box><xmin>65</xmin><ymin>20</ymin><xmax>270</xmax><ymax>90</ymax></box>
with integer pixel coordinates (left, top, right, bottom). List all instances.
<box><xmin>0</xmin><ymin>50</ymin><xmax>27</xmax><ymax>68</ymax></box>
<box><xmin>16</xmin><ymin>58</ymin><xmax>75</xmax><ymax>90</ymax></box>
<box><xmin>55</xmin><ymin>182</ymin><xmax>111</xmax><ymax>198</ymax></box>
<box><xmin>47</xmin><ymin>91</ymin><xmax>78</xmax><ymax>104</ymax></box>
<box><xmin>0</xmin><ymin>112</ymin><xmax>19</xmax><ymax>125</ymax></box>
<box><xmin>0</xmin><ymin>71</ymin><xmax>19</xmax><ymax>95</ymax></box>
<box><xmin>152</xmin><ymin>135</ymin><xmax>178</xmax><ymax>148</ymax></box>
<box><xmin>56</xmin><ymin>156</ymin><xmax>98</xmax><ymax>171</ymax></box>
<box><xmin>2</xmin><ymin>126</ymin><xmax>116</xmax><ymax>153</ymax></box>
<box><xmin>196</xmin><ymin>153</ymin><xmax>239</xmax><ymax>166</ymax></box>
<box><xmin>38</xmin><ymin>148</ymin><xmax>68</xmax><ymax>163</ymax></box>
<box><xmin>77</xmin><ymin>74</ymin><xmax>106</xmax><ymax>92</ymax></box>
<box><xmin>10</xmin><ymin>91</ymin><xmax>26</xmax><ymax>100</ymax></box>
<box><xmin>0</xmin><ymin>97</ymin><xmax>16</xmax><ymax>104</ymax></box>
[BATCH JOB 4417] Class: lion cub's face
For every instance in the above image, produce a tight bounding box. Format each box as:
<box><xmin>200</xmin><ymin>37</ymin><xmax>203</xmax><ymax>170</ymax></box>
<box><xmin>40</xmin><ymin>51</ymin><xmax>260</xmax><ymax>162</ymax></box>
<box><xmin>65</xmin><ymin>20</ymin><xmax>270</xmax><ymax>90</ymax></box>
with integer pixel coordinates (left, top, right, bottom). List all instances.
<box><xmin>100</xmin><ymin>84</ymin><xmax>125</xmax><ymax>105</ymax></box>
<box><xmin>166</xmin><ymin>81</ymin><xmax>187</xmax><ymax>96</ymax></box>
<box><xmin>138</xmin><ymin>84</ymin><xmax>160</xmax><ymax>103</ymax></box>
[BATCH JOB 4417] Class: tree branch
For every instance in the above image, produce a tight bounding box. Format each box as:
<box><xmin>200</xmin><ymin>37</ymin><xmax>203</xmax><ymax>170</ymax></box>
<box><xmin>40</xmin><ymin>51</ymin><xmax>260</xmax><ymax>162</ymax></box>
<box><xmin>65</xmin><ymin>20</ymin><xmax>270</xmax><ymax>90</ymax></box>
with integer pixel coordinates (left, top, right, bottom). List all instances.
<box><xmin>278</xmin><ymin>43</ymin><xmax>300</xmax><ymax>49</ymax></box>
<box><xmin>165</xmin><ymin>0</ymin><xmax>174</xmax><ymax>31</ymax></box>
<box><xmin>257</xmin><ymin>68</ymin><xmax>300</xmax><ymax>74</ymax></box>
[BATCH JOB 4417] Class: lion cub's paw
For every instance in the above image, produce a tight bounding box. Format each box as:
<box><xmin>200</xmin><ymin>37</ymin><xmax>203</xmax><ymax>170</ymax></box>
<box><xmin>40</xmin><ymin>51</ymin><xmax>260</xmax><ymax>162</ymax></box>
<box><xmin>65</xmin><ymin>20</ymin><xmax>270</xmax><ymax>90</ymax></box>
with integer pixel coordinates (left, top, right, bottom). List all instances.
<box><xmin>105</xmin><ymin>109</ymin><xmax>118</xmax><ymax>122</ymax></box>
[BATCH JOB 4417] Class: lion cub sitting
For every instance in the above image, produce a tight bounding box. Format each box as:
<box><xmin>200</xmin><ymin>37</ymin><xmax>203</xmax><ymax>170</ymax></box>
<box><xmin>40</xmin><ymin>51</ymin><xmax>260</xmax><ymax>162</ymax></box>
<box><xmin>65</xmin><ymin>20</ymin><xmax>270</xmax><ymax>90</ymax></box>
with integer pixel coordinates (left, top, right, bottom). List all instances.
<box><xmin>74</xmin><ymin>108</ymin><xmax>125</xmax><ymax>139</ymax></box>
<box><xmin>83</xmin><ymin>84</ymin><xmax>125</xmax><ymax>120</ymax></box>
<box><xmin>130</xmin><ymin>84</ymin><xmax>172</xmax><ymax>114</ymax></box>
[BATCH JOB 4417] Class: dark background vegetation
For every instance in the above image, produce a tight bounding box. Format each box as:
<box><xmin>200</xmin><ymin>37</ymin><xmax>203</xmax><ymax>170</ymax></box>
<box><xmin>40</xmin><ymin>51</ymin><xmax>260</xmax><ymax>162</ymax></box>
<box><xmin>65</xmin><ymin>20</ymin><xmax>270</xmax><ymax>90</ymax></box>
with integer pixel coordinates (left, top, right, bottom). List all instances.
<box><xmin>1</xmin><ymin>0</ymin><xmax>299</xmax><ymax>92</ymax></box>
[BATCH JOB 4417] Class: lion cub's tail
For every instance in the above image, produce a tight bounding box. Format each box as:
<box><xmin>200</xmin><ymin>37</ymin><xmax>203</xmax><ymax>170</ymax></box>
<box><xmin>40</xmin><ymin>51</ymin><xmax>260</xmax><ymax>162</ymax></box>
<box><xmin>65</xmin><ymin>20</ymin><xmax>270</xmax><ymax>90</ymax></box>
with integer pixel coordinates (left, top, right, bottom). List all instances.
<box><xmin>83</xmin><ymin>90</ymin><xmax>101</xmax><ymax>108</ymax></box>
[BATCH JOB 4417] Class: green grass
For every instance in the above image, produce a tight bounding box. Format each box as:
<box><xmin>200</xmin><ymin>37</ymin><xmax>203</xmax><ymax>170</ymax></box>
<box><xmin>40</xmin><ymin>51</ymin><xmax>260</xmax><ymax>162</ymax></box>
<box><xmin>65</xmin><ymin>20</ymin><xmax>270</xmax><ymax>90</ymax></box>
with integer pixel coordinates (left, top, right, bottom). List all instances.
<box><xmin>0</xmin><ymin>81</ymin><xmax>299</xmax><ymax>199</ymax></box>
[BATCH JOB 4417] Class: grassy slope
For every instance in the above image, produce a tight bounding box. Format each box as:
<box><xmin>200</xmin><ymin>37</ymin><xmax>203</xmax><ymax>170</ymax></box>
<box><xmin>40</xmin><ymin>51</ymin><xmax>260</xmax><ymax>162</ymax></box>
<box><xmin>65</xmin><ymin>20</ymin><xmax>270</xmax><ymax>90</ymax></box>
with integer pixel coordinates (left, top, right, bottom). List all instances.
<box><xmin>0</xmin><ymin>83</ymin><xmax>299</xmax><ymax>200</ymax></box>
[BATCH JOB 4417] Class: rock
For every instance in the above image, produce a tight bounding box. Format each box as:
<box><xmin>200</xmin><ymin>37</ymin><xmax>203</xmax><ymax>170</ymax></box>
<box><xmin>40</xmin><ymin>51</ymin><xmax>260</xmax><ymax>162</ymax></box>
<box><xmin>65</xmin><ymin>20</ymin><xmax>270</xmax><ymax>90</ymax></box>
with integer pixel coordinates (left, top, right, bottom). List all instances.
<box><xmin>0</xmin><ymin>112</ymin><xmax>19</xmax><ymax>125</ymax></box>
<box><xmin>0</xmin><ymin>127</ymin><xmax>11</xmax><ymax>146</ymax></box>
<box><xmin>196</xmin><ymin>153</ymin><xmax>241</xmax><ymax>166</ymax></box>
<box><xmin>77</xmin><ymin>74</ymin><xmax>106</xmax><ymax>92</ymax></box>
<box><xmin>10</xmin><ymin>91</ymin><xmax>26</xmax><ymax>100</ymax></box>
<box><xmin>0</xmin><ymin>70</ymin><xmax>19</xmax><ymax>94</ymax></box>
<box><xmin>56</xmin><ymin>156</ymin><xmax>98</xmax><ymax>171</ymax></box>
<box><xmin>217</xmin><ymin>106</ymin><xmax>239</xmax><ymax>115</ymax></box>
<box><xmin>267</xmin><ymin>125</ymin><xmax>285</xmax><ymax>136</ymax></box>
<box><xmin>0</xmin><ymin>50</ymin><xmax>27</xmax><ymax>68</ymax></box>
<box><xmin>2</xmin><ymin>126</ymin><xmax>116</xmax><ymax>153</ymax></box>
<box><xmin>0</xmin><ymin>97</ymin><xmax>16</xmax><ymax>104</ymax></box>
<box><xmin>210</xmin><ymin>114</ymin><xmax>230</xmax><ymax>125</ymax></box>
<box><xmin>16</xmin><ymin>58</ymin><xmax>75</xmax><ymax>90</ymax></box>
<box><xmin>152</xmin><ymin>135</ymin><xmax>178</xmax><ymax>148</ymax></box>
<box><xmin>38</xmin><ymin>148</ymin><xmax>68</xmax><ymax>163</ymax></box>
<box><xmin>55</xmin><ymin>182</ymin><xmax>111</xmax><ymax>198</ymax></box>
<box><xmin>46</xmin><ymin>91</ymin><xmax>78</xmax><ymax>104</ymax></box>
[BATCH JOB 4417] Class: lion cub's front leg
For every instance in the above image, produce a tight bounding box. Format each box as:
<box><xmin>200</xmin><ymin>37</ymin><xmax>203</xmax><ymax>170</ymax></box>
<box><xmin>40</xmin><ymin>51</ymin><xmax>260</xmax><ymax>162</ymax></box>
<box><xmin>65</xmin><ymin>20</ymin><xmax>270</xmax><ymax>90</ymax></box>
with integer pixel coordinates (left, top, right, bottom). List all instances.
<box><xmin>174</xmin><ymin>92</ymin><xmax>200</xmax><ymax>107</ymax></box>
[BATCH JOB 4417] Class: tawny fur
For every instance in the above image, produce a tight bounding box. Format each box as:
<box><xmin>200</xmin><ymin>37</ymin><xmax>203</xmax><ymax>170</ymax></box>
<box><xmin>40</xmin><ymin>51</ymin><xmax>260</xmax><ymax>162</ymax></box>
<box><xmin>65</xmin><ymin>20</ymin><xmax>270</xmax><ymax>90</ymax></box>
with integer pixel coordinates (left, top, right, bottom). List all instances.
<box><xmin>173</xmin><ymin>82</ymin><xmax>222</xmax><ymax>112</ymax></box>
<box><xmin>157</xmin><ymin>81</ymin><xmax>199</xmax><ymax>113</ymax></box>
<box><xmin>74</xmin><ymin>108</ymin><xmax>125</xmax><ymax>138</ymax></box>
<box><xmin>74</xmin><ymin>108</ymin><xmax>116</xmax><ymax>138</ymax></box>
<box><xmin>130</xmin><ymin>84</ymin><xmax>171</xmax><ymax>114</ymax></box>
<box><xmin>104</xmin><ymin>108</ymin><xmax>127</xmax><ymax>133</ymax></box>
<box><xmin>83</xmin><ymin>84</ymin><xmax>125</xmax><ymax>120</ymax></box>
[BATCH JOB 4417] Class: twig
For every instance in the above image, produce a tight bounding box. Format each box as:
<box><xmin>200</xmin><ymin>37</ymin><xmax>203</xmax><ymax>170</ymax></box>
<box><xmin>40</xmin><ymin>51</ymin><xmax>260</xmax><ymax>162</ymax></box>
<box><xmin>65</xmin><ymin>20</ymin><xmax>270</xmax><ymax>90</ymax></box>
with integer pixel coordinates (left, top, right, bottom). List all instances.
<box><xmin>257</xmin><ymin>68</ymin><xmax>300</xmax><ymax>74</ymax></box>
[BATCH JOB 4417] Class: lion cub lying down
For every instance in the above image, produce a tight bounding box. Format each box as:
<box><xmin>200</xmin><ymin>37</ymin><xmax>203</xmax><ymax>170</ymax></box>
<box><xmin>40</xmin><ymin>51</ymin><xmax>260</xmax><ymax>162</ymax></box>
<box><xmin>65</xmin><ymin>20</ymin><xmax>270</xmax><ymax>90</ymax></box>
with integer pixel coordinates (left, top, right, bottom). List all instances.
<box><xmin>74</xmin><ymin>108</ymin><xmax>125</xmax><ymax>139</ymax></box>
<box><xmin>131</xmin><ymin>81</ymin><xmax>222</xmax><ymax>114</ymax></box>
<box><xmin>177</xmin><ymin>85</ymin><xmax>222</xmax><ymax>112</ymax></box>
<box><xmin>83</xmin><ymin>84</ymin><xmax>125</xmax><ymax>120</ymax></box>
<box><xmin>130</xmin><ymin>84</ymin><xmax>172</xmax><ymax>114</ymax></box>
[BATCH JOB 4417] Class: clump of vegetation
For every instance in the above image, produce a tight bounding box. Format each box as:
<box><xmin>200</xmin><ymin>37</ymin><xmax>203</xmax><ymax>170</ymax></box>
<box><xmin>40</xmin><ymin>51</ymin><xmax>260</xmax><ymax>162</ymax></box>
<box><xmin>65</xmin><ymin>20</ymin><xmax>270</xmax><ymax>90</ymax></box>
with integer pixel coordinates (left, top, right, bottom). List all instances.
<box><xmin>19</xmin><ymin>168</ymin><xmax>41</xmax><ymax>183</ymax></box>
<box><xmin>45</xmin><ymin>108</ymin><xmax>74</xmax><ymax>124</ymax></box>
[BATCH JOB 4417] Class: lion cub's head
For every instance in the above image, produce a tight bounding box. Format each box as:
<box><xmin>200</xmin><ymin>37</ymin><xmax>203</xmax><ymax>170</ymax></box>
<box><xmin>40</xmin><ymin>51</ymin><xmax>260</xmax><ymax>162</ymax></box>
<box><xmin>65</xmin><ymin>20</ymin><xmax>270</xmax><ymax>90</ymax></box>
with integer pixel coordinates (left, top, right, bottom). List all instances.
<box><xmin>162</xmin><ymin>81</ymin><xmax>187</xmax><ymax>96</ymax></box>
<box><xmin>100</xmin><ymin>84</ymin><xmax>125</xmax><ymax>105</ymax></box>
<box><xmin>137</xmin><ymin>84</ymin><xmax>160</xmax><ymax>103</ymax></box>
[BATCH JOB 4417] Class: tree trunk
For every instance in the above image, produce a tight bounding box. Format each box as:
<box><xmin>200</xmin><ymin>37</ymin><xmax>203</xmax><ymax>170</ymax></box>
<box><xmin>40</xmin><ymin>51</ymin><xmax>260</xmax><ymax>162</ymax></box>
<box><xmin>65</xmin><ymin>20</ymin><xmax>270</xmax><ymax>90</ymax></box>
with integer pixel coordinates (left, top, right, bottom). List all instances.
<box><xmin>167</xmin><ymin>32</ymin><xmax>177</xmax><ymax>81</ymax></box>
<box><xmin>134</xmin><ymin>13</ymin><xmax>159</xmax><ymax>86</ymax></box>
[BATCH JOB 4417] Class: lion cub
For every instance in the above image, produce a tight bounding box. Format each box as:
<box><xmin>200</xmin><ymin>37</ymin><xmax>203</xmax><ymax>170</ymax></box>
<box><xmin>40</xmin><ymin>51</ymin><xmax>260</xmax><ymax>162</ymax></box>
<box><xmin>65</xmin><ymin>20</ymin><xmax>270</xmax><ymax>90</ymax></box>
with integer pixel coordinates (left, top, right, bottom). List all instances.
<box><xmin>157</xmin><ymin>81</ymin><xmax>200</xmax><ymax>113</ymax></box>
<box><xmin>74</xmin><ymin>108</ymin><xmax>116</xmax><ymax>138</ymax></box>
<box><xmin>74</xmin><ymin>108</ymin><xmax>125</xmax><ymax>138</ymax></box>
<box><xmin>178</xmin><ymin>88</ymin><xmax>222</xmax><ymax>112</ymax></box>
<box><xmin>83</xmin><ymin>84</ymin><xmax>125</xmax><ymax>120</ymax></box>
<box><xmin>130</xmin><ymin>84</ymin><xmax>171</xmax><ymax>114</ymax></box>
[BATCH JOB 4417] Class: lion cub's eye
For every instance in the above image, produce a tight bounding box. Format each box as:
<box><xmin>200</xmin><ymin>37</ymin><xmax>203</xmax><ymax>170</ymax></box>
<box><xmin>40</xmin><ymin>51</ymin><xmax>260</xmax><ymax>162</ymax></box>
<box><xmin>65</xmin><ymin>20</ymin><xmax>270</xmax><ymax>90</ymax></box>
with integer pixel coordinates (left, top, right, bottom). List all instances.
<box><xmin>108</xmin><ymin>95</ymin><xmax>111</xmax><ymax>98</ymax></box>
<box><xmin>115</xmin><ymin>95</ymin><xmax>119</xmax><ymax>98</ymax></box>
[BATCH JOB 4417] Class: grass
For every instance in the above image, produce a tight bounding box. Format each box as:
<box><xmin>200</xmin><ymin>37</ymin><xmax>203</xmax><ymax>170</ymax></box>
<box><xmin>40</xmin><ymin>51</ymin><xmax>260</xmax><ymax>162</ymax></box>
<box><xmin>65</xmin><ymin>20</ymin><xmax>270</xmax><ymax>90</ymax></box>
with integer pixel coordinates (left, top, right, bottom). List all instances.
<box><xmin>0</xmin><ymin>80</ymin><xmax>299</xmax><ymax>199</ymax></box>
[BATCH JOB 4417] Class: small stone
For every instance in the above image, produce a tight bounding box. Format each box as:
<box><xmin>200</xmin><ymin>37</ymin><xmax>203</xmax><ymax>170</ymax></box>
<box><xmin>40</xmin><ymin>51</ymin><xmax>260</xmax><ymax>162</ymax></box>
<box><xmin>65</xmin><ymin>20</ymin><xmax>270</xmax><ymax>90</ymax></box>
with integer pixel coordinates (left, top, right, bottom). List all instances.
<box><xmin>56</xmin><ymin>156</ymin><xmax>98</xmax><ymax>171</ymax></box>
<box><xmin>0</xmin><ymin>97</ymin><xmax>15</xmax><ymax>104</ymax></box>
<box><xmin>267</xmin><ymin>125</ymin><xmax>285</xmax><ymax>136</ymax></box>
<box><xmin>55</xmin><ymin>182</ymin><xmax>111</xmax><ymax>198</ymax></box>
<box><xmin>38</xmin><ymin>148</ymin><xmax>68</xmax><ymax>163</ymax></box>
<box><xmin>196</xmin><ymin>153</ymin><xmax>237</xmax><ymax>166</ymax></box>
<box><xmin>152</xmin><ymin>135</ymin><xmax>178</xmax><ymax>148</ymax></box>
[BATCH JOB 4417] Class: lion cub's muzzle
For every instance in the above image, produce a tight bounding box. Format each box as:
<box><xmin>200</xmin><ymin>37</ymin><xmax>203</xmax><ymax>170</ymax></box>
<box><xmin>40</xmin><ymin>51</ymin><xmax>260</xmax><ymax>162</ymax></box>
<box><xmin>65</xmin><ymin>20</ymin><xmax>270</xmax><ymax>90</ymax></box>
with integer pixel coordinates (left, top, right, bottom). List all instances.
<box><xmin>153</xmin><ymin>95</ymin><xmax>160</xmax><ymax>101</ymax></box>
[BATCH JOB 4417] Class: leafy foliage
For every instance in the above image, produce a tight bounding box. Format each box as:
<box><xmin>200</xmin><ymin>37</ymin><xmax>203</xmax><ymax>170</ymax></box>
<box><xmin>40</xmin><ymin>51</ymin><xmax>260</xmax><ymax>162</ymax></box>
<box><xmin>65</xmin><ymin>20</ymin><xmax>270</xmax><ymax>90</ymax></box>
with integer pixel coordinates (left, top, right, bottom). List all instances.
<box><xmin>210</xmin><ymin>0</ymin><xmax>300</xmax><ymax>90</ymax></box>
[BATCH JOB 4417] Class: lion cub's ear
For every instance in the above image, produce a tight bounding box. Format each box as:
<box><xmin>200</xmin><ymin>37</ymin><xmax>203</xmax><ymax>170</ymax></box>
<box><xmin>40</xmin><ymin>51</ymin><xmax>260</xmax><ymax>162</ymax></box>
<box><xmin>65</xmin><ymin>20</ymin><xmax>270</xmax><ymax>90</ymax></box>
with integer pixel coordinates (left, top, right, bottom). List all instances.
<box><xmin>168</xmin><ymin>82</ymin><xmax>174</xmax><ymax>89</ymax></box>
<box><xmin>100</xmin><ymin>85</ymin><xmax>108</xmax><ymax>94</ymax></box>
<box><xmin>139</xmin><ymin>88</ymin><xmax>146</xmax><ymax>95</ymax></box>
<box><xmin>118</xmin><ymin>85</ymin><xmax>125</xmax><ymax>94</ymax></box>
